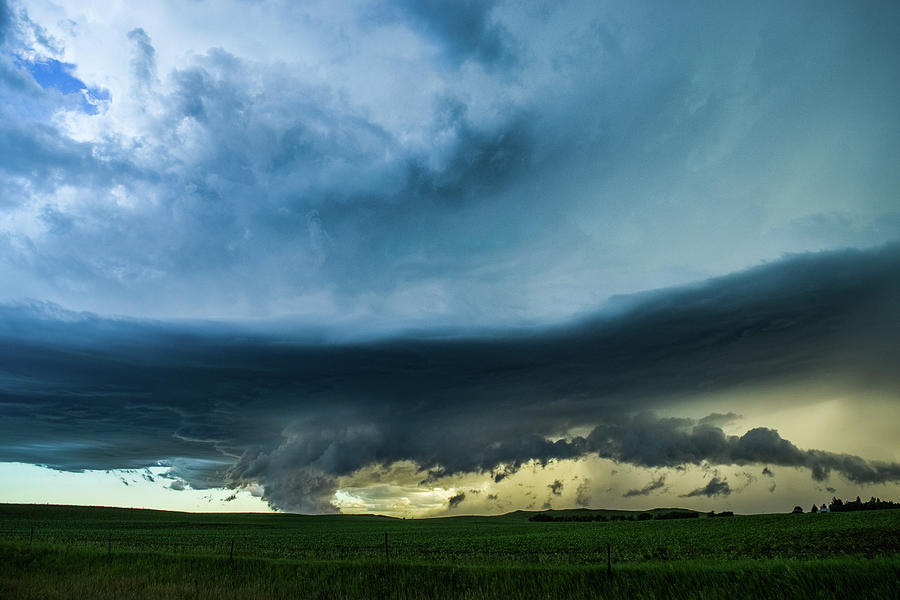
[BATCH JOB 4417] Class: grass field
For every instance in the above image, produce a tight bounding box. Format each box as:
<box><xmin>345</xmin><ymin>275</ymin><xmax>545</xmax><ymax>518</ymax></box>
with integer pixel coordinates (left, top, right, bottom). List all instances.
<box><xmin>2</xmin><ymin>504</ymin><xmax>899</xmax><ymax>598</ymax></box>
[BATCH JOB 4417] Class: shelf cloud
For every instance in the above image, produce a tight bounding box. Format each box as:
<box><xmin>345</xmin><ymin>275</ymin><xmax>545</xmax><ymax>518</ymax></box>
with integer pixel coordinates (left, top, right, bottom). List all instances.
<box><xmin>2</xmin><ymin>245</ymin><xmax>899</xmax><ymax>511</ymax></box>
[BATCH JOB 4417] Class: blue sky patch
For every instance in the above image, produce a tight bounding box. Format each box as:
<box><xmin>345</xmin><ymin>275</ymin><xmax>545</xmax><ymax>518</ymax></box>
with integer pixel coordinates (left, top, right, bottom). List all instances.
<box><xmin>24</xmin><ymin>58</ymin><xmax>109</xmax><ymax>114</ymax></box>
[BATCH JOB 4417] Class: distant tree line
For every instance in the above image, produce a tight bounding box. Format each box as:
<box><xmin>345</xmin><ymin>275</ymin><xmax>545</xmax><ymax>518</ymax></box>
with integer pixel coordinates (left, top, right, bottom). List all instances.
<box><xmin>794</xmin><ymin>496</ymin><xmax>900</xmax><ymax>514</ymax></box>
<box><xmin>529</xmin><ymin>510</ymin><xmax>706</xmax><ymax>523</ymax></box>
<box><xmin>826</xmin><ymin>496</ymin><xmax>899</xmax><ymax>512</ymax></box>
<box><xmin>529</xmin><ymin>513</ymin><xmax>608</xmax><ymax>522</ymax></box>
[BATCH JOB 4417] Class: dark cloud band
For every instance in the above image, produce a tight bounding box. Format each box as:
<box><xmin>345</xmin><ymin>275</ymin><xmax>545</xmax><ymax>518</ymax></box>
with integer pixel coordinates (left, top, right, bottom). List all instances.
<box><xmin>1</xmin><ymin>245</ymin><xmax>899</xmax><ymax>511</ymax></box>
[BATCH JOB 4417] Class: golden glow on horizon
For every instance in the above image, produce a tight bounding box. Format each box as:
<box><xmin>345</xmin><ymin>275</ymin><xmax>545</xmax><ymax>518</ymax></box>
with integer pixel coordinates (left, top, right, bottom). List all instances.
<box><xmin>671</xmin><ymin>384</ymin><xmax>900</xmax><ymax>462</ymax></box>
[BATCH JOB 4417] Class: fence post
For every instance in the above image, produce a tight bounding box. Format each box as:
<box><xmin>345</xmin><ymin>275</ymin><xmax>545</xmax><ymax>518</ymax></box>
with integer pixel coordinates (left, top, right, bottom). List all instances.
<box><xmin>230</xmin><ymin>538</ymin><xmax>235</xmax><ymax>561</ymax></box>
<box><xmin>108</xmin><ymin>533</ymin><xmax>111</xmax><ymax>557</ymax></box>
<box><xmin>384</xmin><ymin>532</ymin><xmax>390</xmax><ymax>566</ymax></box>
<box><xmin>29</xmin><ymin>526</ymin><xmax>34</xmax><ymax>547</ymax></box>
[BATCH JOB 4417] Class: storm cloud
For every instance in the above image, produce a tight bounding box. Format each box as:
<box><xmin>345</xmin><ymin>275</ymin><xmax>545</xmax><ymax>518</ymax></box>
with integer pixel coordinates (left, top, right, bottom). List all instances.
<box><xmin>391</xmin><ymin>0</ymin><xmax>514</xmax><ymax>68</ymax></box>
<box><xmin>1</xmin><ymin>245</ymin><xmax>899</xmax><ymax>511</ymax></box>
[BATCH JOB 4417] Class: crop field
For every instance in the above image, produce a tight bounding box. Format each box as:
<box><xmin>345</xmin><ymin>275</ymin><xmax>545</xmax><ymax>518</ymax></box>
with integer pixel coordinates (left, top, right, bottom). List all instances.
<box><xmin>1</xmin><ymin>504</ymin><xmax>899</xmax><ymax>598</ymax></box>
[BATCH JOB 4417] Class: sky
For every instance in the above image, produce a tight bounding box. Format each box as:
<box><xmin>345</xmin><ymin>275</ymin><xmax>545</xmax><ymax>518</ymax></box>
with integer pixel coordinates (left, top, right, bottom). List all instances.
<box><xmin>0</xmin><ymin>0</ymin><xmax>898</xmax><ymax>516</ymax></box>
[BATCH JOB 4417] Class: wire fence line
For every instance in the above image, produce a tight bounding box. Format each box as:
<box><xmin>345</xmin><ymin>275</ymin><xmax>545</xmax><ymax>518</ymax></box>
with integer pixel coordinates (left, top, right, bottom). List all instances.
<box><xmin>3</xmin><ymin>526</ymin><xmax>622</xmax><ymax>567</ymax></box>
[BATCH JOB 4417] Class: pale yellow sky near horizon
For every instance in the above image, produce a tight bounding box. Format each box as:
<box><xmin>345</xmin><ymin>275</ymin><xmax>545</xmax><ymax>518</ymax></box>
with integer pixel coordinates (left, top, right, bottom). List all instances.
<box><xmin>3</xmin><ymin>456</ymin><xmax>897</xmax><ymax>518</ymax></box>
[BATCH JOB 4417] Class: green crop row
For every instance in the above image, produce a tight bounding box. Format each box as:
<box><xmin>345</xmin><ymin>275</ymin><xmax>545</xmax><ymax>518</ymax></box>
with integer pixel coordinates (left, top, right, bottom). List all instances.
<box><xmin>1</xmin><ymin>542</ymin><xmax>898</xmax><ymax>600</ymax></box>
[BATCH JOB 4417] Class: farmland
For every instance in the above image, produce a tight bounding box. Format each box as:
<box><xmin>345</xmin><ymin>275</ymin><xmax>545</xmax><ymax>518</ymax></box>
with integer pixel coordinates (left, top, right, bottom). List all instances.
<box><xmin>1</xmin><ymin>504</ymin><xmax>899</xmax><ymax>598</ymax></box>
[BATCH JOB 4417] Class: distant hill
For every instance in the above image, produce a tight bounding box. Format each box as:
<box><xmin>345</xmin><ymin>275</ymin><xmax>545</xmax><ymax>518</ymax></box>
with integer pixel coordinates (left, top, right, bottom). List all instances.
<box><xmin>0</xmin><ymin>503</ymin><xmax>705</xmax><ymax>521</ymax></box>
<box><xmin>498</xmin><ymin>507</ymin><xmax>702</xmax><ymax>521</ymax></box>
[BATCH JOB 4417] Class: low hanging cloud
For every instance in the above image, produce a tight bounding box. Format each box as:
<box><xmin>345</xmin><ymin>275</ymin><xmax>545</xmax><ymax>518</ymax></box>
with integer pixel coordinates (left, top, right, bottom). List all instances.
<box><xmin>447</xmin><ymin>492</ymin><xmax>466</xmax><ymax>509</ymax></box>
<box><xmin>579</xmin><ymin>419</ymin><xmax>900</xmax><ymax>485</ymax></box>
<box><xmin>681</xmin><ymin>477</ymin><xmax>732</xmax><ymax>498</ymax></box>
<box><xmin>1</xmin><ymin>246</ymin><xmax>899</xmax><ymax>511</ymax></box>
<box><xmin>548</xmin><ymin>480</ymin><xmax>564</xmax><ymax>496</ymax></box>
<box><xmin>623</xmin><ymin>476</ymin><xmax>667</xmax><ymax>498</ymax></box>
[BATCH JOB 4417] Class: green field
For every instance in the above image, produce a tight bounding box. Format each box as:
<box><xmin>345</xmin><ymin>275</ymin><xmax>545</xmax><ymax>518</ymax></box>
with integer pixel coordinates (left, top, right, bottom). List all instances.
<box><xmin>2</xmin><ymin>504</ymin><xmax>899</xmax><ymax>598</ymax></box>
